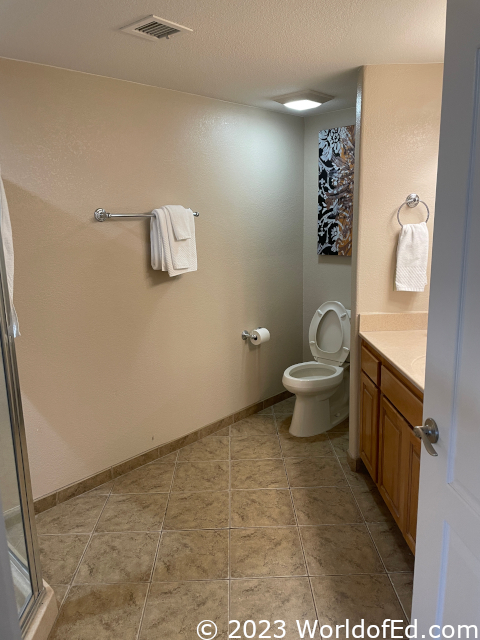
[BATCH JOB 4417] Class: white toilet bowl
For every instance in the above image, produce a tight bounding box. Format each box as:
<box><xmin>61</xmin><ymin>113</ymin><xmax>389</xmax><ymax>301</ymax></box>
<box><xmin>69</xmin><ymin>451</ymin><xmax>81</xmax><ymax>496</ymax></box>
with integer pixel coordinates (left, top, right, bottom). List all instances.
<box><xmin>282</xmin><ymin>301</ymin><xmax>351</xmax><ymax>437</ymax></box>
<box><xmin>282</xmin><ymin>362</ymin><xmax>343</xmax><ymax>437</ymax></box>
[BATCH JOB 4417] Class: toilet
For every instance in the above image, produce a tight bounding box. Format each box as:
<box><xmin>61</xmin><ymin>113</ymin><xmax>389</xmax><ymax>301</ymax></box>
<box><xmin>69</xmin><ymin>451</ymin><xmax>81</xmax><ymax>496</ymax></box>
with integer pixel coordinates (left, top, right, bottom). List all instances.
<box><xmin>282</xmin><ymin>301</ymin><xmax>351</xmax><ymax>437</ymax></box>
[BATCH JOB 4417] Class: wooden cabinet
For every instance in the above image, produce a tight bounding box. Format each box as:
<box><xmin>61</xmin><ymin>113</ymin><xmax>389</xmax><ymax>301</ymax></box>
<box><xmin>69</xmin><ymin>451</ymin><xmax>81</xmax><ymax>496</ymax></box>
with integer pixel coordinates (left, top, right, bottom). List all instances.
<box><xmin>378</xmin><ymin>396</ymin><xmax>408</xmax><ymax>526</ymax></box>
<box><xmin>402</xmin><ymin>425</ymin><xmax>421</xmax><ymax>553</ymax></box>
<box><xmin>359</xmin><ymin>372</ymin><xmax>380</xmax><ymax>482</ymax></box>
<box><xmin>360</xmin><ymin>340</ymin><xmax>423</xmax><ymax>554</ymax></box>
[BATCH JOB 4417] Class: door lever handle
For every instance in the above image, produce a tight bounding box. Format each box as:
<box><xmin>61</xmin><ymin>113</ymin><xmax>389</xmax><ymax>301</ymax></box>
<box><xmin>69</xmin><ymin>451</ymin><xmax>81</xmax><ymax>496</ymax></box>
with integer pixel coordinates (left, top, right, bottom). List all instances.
<box><xmin>414</xmin><ymin>418</ymin><xmax>439</xmax><ymax>457</ymax></box>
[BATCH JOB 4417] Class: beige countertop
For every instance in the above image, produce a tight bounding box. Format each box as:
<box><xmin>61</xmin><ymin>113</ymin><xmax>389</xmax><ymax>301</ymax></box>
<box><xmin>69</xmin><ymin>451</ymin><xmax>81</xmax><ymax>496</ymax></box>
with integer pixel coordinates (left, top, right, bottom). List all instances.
<box><xmin>359</xmin><ymin>330</ymin><xmax>427</xmax><ymax>392</ymax></box>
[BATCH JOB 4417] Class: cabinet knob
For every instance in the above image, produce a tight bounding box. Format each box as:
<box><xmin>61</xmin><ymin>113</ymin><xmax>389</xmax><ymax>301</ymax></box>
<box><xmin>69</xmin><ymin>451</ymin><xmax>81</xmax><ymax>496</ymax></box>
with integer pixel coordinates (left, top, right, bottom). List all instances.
<box><xmin>414</xmin><ymin>418</ymin><xmax>439</xmax><ymax>457</ymax></box>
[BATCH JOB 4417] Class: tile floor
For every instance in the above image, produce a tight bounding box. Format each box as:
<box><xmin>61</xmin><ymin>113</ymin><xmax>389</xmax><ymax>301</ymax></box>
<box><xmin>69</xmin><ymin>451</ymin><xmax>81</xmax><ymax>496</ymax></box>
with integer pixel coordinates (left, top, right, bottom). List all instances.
<box><xmin>37</xmin><ymin>397</ymin><xmax>415</xmax><ymax>640</ymax></box>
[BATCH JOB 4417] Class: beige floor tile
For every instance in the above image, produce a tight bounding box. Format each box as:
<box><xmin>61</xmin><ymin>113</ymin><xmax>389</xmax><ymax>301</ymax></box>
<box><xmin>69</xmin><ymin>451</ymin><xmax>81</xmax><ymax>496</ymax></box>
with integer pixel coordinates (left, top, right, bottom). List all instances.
<box><xmin>352</xmin><ymin>486</ymin><xmax>395</xmax><ymax>523</ymax></box>
<box><xmin>49</xmin><ymin>583</ymin><xmax>148</xmax><ymax>640</ymax></box>
<box><xmin>231</xmin><ymin>489</ymin><xmax>295</xmax><ymax>527</ymax></box>
<box><xmin>328</xmin><ymin>432</ymin><xmax>350</xmax><ymax>456</ymax></box>
<box><xmin>177</xmin><ymin>437</ymin><xmax>229</xmax><ymax>461</ymax></box>
<box><xmin>258</xmin><ymin>406</ymin><xmax>274</xmax><ymax>415</ymax></box>
<box><xmin>273</xmin><ymin>397</ymin><xmax>296</xmax><ymax>414</ymax></box>
<box><xmin>300</xmin><ymin>524</ymin><xmax>384</xmax><ymax>575</ymax></box>
<box><xmin>327</xmin><ymin>419</ymin><xmax>349</xmax><ymax>433</ymax></box>
<box><xmin>231</xmin><ymin>415</ymin><xmax>277</xmax><ymax>437</ymax></box>
<box><xmin>338</xmin><ymin>457</ymin><xmax>377</xmax><ymax>492</ymax></box>
<box><xmin>230</xmin><ymin>527</ymin><xmax>306</xmax><ymax>578</ymax></box>
<box><xmin>276</xmin><ymin>414</ymin><xmax>293</xmax><ymax>434</ymax></box>
<box><xmin>230</xmin><ymin>459</ymin><xmax>288</xmax><ymax>489</ymax></box>
<box><xmin>112</xmin><ymin>463</ymin><xmax>174</xmax><ymax>494</ymax></box>
<box><xmin>95</xmin><ymin>494</ymin><xmax>168</xmax><ymax>532</ymax></box>
<box><xmin>279</xmin><ymin>433</ymin><xmax>334</xmax><ymax>458</ymax></box>
<box><xmin>368</xmin><ymin>522</ymin><xmax>415</xmax><ymax>572</ymax></box>
<box><xmin>36</xmin><ymin>495</ymin><xmax>108</xmax><ymax>535</ymax></box>
<box><xmin>52</xmin><ymin>584</ymin><xmax>69</xmax><ymax>609</ymax></box>
<box><xmin>172</xmin><ymin>461</ymin><xmax>229</xmax><ymax>492</ymax></box>
<box><xmin>153</xmin><ymin>529</ymin><xmax>228</xmax><ymax>581</ymax></box>
<box><xmin>230</xmin><ymin>435</ymin><xmax>282</xmax><ymax>460</ymax></box>
<box><xmin>285</xmin><ymin>457</ymin><xmax>346</xmax><ymax>487</ymax></box>
<box><xmin>230</xmin><ymin>577</ymin><xmax>316</xmax><ymax>640</ymax></box>
<box><xmin>140</xmin><ymin>580</ymin><xmax>228</xmax><ymax>640</ymax></box>
<box><xmin>311</xmin><ymin>574</ymin><xmax>406</xmax><ymax>639</ymax></box>
<box><xmin>390</xmin><ymin>572</ymin><xmax>414</xmax><ymax>621</ymax></box>
<box><xmin>39</xmin><ymin>534</ymin><xmax>89</xmax><ymax>584</ymax></box>
<box><xmin>75</xmin><ymin>532</ymin><xmax>159</xmax><ymax>583</ymax></box>
<box><xmin>164</xmin><ymin>491</ymin><xmax>229</xmax><ymax>530</ymax></box>
<box><xmin>292</xmin><ymin>487</ymin><xmax>362</xmax><ymax>525</ymax></box>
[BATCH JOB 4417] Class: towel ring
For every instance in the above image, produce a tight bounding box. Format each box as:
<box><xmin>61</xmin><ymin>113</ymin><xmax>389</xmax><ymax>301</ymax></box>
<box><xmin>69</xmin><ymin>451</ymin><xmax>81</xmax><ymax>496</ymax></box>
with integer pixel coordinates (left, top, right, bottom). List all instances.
<box><xmin>397</xmin><ymin>193</ymin><xmax>430</xmax><ymax>228</ymax></box>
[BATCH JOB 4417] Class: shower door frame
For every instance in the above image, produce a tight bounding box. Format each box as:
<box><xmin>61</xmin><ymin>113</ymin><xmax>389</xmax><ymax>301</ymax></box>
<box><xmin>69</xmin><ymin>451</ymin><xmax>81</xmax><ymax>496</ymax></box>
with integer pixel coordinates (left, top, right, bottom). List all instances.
<box><xmin>0</xmin><ymin>234</ymin><xmax>44</xmax><ymax>632</ymax></box>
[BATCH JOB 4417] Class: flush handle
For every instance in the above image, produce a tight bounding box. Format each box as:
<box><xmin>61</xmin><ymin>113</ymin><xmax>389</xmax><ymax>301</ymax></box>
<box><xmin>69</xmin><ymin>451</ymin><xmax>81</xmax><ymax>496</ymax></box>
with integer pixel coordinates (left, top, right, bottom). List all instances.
<box><xmin>414</xmin><ymin>418</ymin><xmax>439</xmax><ymax>457</ymax></box>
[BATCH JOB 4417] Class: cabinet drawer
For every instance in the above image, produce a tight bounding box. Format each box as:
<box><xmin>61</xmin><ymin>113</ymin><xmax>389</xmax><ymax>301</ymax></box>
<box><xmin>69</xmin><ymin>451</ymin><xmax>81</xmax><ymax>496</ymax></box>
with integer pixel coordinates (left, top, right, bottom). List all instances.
<box><xmin>381</xmin><ymin>366</ymin><xmax>423</xmax><ymax>427</ymax></box>
<box><xmin>361</xmin><ymin>345</ymin><xmax>381</xmax><ymax>386</ymax></box>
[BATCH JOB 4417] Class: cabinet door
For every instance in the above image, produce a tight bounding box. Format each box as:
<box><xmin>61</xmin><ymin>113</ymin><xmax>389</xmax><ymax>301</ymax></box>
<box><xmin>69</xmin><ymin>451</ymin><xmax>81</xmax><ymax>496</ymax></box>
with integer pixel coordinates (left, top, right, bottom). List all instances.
<box><xmin>378</xmin><ymin>396</ymin><xmax>408</xmax><ymax>525</ymax></box>
<box><xmin>359</xmin><ymin>372</ymin><xmax>380</xmax><ymax>481</ymax></box>
<box><xmin>402</xmin><ymin>426</ymin><xmax>421</xmax><ymax>554</ymax></box>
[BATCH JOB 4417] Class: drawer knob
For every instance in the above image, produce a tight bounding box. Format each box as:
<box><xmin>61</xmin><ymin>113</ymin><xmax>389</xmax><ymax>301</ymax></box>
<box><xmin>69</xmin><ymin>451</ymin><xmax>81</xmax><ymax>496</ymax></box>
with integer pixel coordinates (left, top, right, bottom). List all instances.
<box><xmin>414</xmin><ymin>418</ymin><xmax>439</xmax><ymax>457</ymax></box>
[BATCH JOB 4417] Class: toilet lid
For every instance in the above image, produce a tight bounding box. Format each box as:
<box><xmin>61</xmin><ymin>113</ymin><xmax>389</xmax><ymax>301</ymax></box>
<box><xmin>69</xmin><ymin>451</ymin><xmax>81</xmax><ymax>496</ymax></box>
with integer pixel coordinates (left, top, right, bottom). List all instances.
<box><xmin>309</xmin><ymin>301</ymin><xmax>350</xmax><ymax>365</ymax></box>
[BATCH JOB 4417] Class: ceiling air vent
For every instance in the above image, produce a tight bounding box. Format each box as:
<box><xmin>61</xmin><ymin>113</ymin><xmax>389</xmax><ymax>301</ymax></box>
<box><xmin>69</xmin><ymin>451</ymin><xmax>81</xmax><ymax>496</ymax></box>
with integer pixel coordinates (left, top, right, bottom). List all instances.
<box><xmin>121</xmin><ymin>15</ymin><xmax>193</xmax><ymax>41</ymax></box>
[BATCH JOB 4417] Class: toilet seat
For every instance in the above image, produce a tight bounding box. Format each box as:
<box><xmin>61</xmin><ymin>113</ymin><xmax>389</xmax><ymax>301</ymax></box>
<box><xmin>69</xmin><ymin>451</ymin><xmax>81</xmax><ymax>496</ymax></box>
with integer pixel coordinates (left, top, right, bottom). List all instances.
<box><xmin>308</xmin><ymin>301</ymin><xmax>350</xmax><ymax>365</ymax></box>
<box><xmin>282</xmin><ymin>361</ymin><xmax>343</xmax><ymax>395</ymax></box>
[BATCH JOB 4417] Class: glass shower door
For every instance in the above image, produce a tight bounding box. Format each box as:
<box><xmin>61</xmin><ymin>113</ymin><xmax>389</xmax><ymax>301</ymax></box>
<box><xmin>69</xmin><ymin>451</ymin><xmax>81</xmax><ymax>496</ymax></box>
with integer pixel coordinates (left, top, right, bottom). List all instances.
<box><xmin>0</xmin><ymin>231</ymin><xmax>43</xmax><ymax>632</ymax></box>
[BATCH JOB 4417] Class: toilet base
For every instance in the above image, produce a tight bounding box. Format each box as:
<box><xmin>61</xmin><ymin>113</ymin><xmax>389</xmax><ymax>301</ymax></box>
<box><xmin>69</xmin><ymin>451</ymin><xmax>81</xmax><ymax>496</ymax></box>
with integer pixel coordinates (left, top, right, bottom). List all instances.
<box><xmin>288</xmin><ymin>394</ymin><xmax>332</xmax><ymax>437</ymax></box>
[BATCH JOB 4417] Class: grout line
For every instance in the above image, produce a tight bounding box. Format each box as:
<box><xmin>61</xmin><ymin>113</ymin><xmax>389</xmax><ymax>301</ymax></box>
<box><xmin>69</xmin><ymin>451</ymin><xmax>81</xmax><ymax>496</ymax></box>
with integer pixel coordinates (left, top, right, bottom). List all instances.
<box><xmin>276</xmin><ymin>409</ymin><xmax>323</xmax><ymax>632</ymax></box>
<box><xmin>329</xmin><ymin>431</ymin><xmax>409</xmax><ymax>625</ymax></box>
<box><xmin>136</xmin><ymin>445</ymin><xmax>181</xmax><ymax>639</ymax></box>
<box><xmin>64</xmin><ymin>494</ymin><xmax>112</xmax><ymax>598</ymax></box>
<box><xmin>136</xmin><ymin>452</ymin><xmax>178</xmax><ymax>640</ymax></box>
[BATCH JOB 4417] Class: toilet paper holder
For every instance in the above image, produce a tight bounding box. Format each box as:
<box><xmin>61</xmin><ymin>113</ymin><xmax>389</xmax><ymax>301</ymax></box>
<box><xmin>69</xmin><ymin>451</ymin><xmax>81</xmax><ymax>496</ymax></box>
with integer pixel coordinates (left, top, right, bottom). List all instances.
<box><xmin>242</xmin><ymin>327</ymin><xmax>262</xmax><ymax>342</ymax></box>
<box><xmin>242</xmin><ymin>329</ymin><xmax>258</xmax><ymax>341</ymax></box>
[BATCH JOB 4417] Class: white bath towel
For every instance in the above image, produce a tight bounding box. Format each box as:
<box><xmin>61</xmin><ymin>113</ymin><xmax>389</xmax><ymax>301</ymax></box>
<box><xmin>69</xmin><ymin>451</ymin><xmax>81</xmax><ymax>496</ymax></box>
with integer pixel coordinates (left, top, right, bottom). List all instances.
<box><xmin>165</xmin><ymin>205</ymin><xmax>192</xmax><ymax>240</ymax></box>
<box><xmin>395</xmin><ymin>222</ymin><xmax>429</xmax><ymax>292</ymax></box>
<box><xmin>150</xmin><ymin>206</ymin><xmax>197</xmax><ymax>276</ymax></box>
<box><xmin>0</xmin><ymin>168</ymin><xmax>19</xmax><ymax>336</ymax></box>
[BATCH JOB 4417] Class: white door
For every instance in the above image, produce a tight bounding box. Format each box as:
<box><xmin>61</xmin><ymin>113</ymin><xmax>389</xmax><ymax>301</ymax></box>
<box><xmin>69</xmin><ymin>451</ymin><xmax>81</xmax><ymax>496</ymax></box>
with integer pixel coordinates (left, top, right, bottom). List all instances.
<box><xmin>413</xmin><ymin>0</ymin><xmax>480</xmax><ymax>634</ymax></box>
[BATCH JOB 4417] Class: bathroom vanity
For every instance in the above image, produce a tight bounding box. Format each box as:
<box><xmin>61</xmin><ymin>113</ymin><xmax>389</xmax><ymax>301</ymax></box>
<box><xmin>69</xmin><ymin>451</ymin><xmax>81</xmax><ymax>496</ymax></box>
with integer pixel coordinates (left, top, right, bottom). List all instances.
<box><xmin>358</xmin><ymin>331</ymin><xmax>427</xmax><ymax>554</ymax></box>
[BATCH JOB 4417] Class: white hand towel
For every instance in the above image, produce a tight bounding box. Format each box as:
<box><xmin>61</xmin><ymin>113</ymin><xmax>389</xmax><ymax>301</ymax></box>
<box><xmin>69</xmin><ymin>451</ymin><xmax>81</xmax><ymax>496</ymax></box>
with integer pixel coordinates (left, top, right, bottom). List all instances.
<box><xmin>165</xmin><ymin>205</ymin><xmax>192</xmax><ymax>240</ymax></box>
<box><xmin>0</xmin><ymin>168</ymin><xmax>19</xmax><ymax>336</ymax></box>
<box><xmin>395</xmin><ymin>222</ymin><xmax>429</xmax><ymax>292</ymax></box>
<box><xmin>150</xmin><ymin>207</ymin><xmax>197</xmax><ymax>276</ymax></box>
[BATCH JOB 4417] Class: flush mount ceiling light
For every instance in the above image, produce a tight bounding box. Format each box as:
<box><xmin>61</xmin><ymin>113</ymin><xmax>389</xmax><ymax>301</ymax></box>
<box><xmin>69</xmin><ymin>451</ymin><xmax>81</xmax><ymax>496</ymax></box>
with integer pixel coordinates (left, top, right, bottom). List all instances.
<box><xmin>273</xmin><ymin>90</ymin><xmax>333</xmax><ymax>111</ymax></box>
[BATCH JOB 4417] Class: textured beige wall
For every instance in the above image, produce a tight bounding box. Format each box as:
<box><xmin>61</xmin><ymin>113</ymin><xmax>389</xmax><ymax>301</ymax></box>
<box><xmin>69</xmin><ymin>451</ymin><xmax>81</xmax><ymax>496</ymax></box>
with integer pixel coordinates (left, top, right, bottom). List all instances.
<box><xmin>0</xmin><ymin>59</ymin><xmax>304</xmax><ymax>498</ymax></box>
<box><xmin>303</xmin><ymin>108</ymin><xmax>355</xmax><ymax>361</ymax></box>
<box><xmin>350</xmin><ymin>63</ymin><xmax>443</xmax><ymax>458</ymax></box>
<box><xmin>356</xmin><ymin>64</ymin><xmax>443</xmax><ymax>315</ymax></box>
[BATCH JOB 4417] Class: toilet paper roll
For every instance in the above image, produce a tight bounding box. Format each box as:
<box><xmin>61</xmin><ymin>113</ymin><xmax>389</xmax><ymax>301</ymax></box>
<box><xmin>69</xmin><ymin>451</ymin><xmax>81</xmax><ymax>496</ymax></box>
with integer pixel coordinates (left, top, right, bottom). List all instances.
<box><xmin>250</xmin><ymin>328</ymin><xmax>270</xmax><ymax>345</ymax></box>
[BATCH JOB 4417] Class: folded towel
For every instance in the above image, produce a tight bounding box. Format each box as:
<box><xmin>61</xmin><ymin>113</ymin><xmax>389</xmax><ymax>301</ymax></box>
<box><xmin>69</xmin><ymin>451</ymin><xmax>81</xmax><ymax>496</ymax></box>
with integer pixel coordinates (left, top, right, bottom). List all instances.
<box><xmin>395</xmin><ymin>222</ymin><xmax>429</xmax><ymax>292</ymax></box>
<box><xmin>165</xmin><ymin>205</ymin><xmax>192</xmax><ymax>240</ymax></box>
<box><xmin>0</xmin><ymin>167</ymin><xmax>19</xmax><ymax>336</ymax></box>
<box><xmin>150</xmin><ymin>206</ymin><xmax>197</xmax><ymax>276</ymax></box>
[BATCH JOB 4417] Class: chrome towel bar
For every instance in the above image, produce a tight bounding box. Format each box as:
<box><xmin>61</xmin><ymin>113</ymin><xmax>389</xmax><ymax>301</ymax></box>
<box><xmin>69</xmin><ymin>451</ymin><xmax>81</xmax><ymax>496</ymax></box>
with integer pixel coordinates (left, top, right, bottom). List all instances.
<box><xmin>94</xmin><ymin>208</ymin><xmax>199</xmax><ymax>222</ymax></box>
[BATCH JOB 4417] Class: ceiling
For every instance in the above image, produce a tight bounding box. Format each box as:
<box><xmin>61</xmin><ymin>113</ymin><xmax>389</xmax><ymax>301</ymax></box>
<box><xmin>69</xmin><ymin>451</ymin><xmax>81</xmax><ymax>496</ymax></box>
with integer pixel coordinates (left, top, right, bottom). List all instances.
<box><xmin>0</xmin><ymin>0</ymin><xmax>446</xmax><ymax>115</ymax></box>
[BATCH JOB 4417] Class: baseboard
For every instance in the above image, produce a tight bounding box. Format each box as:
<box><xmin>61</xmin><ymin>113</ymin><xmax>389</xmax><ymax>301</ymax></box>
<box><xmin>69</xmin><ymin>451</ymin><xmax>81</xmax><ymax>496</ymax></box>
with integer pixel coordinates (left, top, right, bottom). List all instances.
<box><xmin>34</xmin><ymin>389</ymin><xmax>292</xmax><ymax>515</ymax></box>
